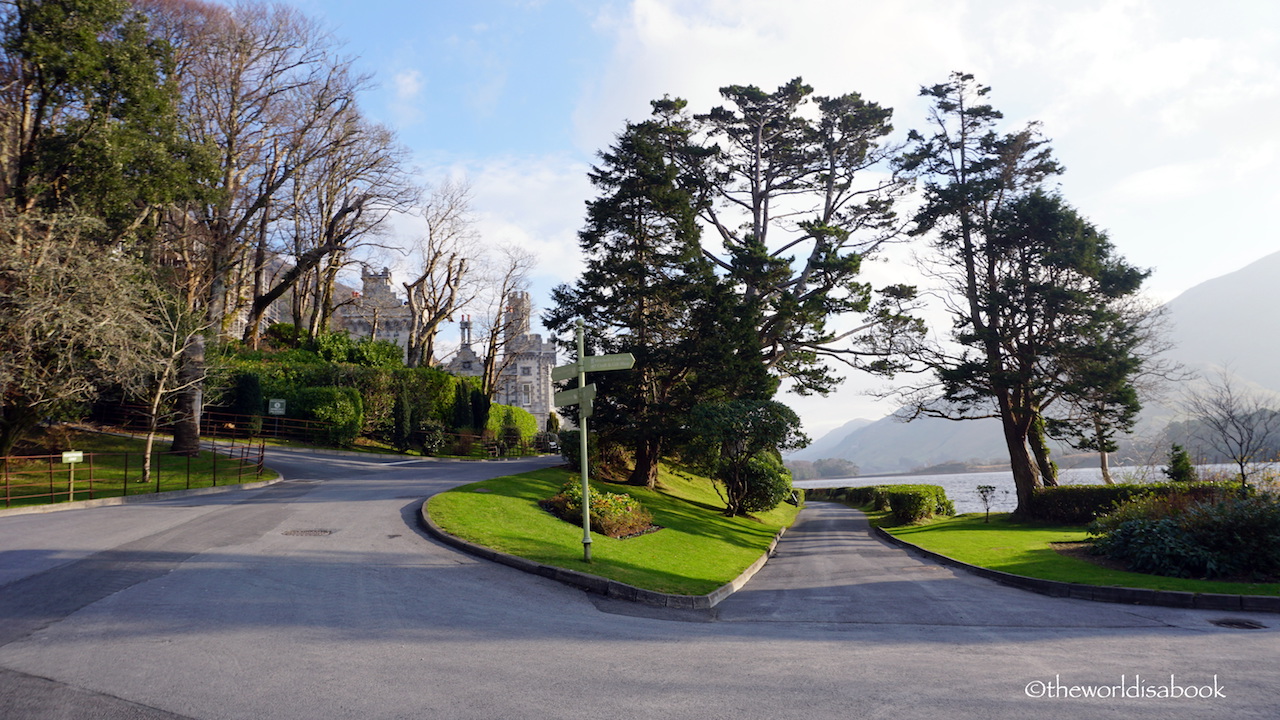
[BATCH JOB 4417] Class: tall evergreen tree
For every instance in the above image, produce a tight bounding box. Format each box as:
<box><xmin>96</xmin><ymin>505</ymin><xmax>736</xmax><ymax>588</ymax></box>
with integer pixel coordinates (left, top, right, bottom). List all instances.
<box><xmin>692</xmin><ymin>79</ymin><xmax>919</xmax><ymax>394</ymax></box>
<box><xmin>898</xmin><ymin>73</ymin><xmax>1150</xmax><ymax>514</ymax></box>
<box><xmin>546</xmin><ymin>104</ymin><xmax>770</xmax><ymax>488</ymax></box>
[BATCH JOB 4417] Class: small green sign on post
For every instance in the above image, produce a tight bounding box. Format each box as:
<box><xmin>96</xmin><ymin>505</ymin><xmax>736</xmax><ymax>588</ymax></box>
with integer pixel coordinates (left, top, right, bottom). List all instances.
<box><xmin>551</xmin><ymin>319</ymin><xmax>635</xmax><ymax>562</ymax></box>
<box><xmin>62</xmin><ymin>451</ymin><xmax>83</xmax><ymax>502</ymax></box>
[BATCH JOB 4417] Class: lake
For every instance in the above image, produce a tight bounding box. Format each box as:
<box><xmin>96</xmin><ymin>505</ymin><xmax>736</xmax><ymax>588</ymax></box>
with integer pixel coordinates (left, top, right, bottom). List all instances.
<box><xmin>794</xmin><ymin>464</ymin><xmax>1244</xmax><ymax>515</ymax></box>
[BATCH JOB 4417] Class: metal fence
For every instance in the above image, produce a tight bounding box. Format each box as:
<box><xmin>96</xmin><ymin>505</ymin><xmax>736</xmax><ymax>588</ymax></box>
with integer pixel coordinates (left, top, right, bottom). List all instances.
<box><xmin>1</xmin><ymin>435</ymin><xmax>266</xmax><ymax>508</ymax></box>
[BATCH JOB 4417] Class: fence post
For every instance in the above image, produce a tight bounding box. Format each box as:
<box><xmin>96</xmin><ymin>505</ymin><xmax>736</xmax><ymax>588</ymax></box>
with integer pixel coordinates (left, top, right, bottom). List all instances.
<box><xmin>212</xmin><ymin>438</ymin><xmax>218</xmax><ymax>487</ymax></box>
<box><xmin>48</xmin><ymin>455</ymin><xmax>55</xmax><ymax>502</ymax></box>
<box><xmin>4</xmin><ymin>456</ymin><xmax>10</xmax><ymax>508</ymax></box>
<box><xmin>155</xmin><ymin>448</ymin><xmax>161</xmax><ymax>493</ymax></box>
<box><xmin>186</xmin><ymin>452</ymin><xmax>192</xmax><ymax>490</ymax></box>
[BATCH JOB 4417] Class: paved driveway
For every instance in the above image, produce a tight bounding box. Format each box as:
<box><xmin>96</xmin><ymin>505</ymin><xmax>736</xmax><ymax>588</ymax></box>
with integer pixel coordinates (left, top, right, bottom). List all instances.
<box><xmin>0</xmin><ymin>449</ymin><xmax>1275</xmax><ymax>719</ymax></box>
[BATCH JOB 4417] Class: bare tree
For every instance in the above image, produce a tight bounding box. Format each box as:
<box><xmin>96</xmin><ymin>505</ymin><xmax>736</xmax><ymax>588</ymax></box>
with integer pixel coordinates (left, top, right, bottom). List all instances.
<box><xmin>0</xmin><ymin>213</ymin><xmax>152</xmax><ymax>454</ymax></box>
<box><xmin>241</xmin><ymin>111</ymin><xmax>416</xmax><ymax>348</ymax></box>
<box><xmin>474</xmin><ymin>245</ymin><xmax>537</xmax><ymax>399</ymax></box>
<box><xmin>402</xmin><ymin>179</ymin><xmax>481</xmax><ymax>367</ymax></box>
<box><xmin>123</xmin><ymin>282</ymin><xmax>213</xmax><ymax>482</ymax></box>
<box><xmin>1183</xmin><ymin>369</ymin><xmax>1280</xmax><ymax>491</ymax></box>
<box><xmin>136</xmin><ymin>0</ymin><xmax>385</xmax><ymax>452</ymax></box>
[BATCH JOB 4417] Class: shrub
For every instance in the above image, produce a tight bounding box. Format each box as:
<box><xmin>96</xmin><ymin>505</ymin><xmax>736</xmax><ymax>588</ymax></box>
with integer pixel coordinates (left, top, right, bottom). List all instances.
<box><xmin>805</xmin><ymin>484</ymin><xmax>953</xmax><ymax>523</ymax></box>
<box><xmin>1025</xmin><ymin>481</ymin><xmax>1229</xmax><ymax>524</ymax></box>
<box><xmin>228</xmin><ymin>372</ymin><xmax>264</xmax><ymax>436</ymax></box>
<box><xmin>1163</xmin><ymin>444</ymin><xmax>1198</xmax><ymax>483</ymax></box>
<box><xmin>293</xmin><ymin>386</ymin><xmax>363</xmax><ymax>446</ymax></box>
<box><xmin>874</xmin><ymin>484</ymin><xmax>955</xmax><ymax>524</ymax></box>
<box><xmin>485</xmin><ymin>403</ymin><xmax>537</xmax><ymax>443</ymax></box>
<box><xmin>1090</xmin><ymin>492</ymin><xmax>1280</xmax><ymax>579</ymax></box>
<box><xmin>734</xmin><ymin>455</ymin><xmax>794</xmax><ymax>516</ymax></box>
<box><xmin>544</xmin><ymin>481</ymin><xmax>654</xmax><ymax>539</ymax></box>
<box><xmin>557</xmin><ymin>429</ymin><xmax>597</xmax><ymax>467</ymax></box>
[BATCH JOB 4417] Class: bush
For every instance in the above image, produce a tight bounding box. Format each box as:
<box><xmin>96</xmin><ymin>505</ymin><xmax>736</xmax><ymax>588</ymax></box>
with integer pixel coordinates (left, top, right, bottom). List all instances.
<box><xmin>805</xmin><ymin>484</ymin><xmax>954</xmax><ymax>524</ymax></box>
<box><xmin>486</xmin><ymin>403</ymin><xmax>537</xmax><ymax>443</ymax></box>
<box><xmin>874</xmin><ymin>484</ymin><xmax>954</xmax><ymax>524</ymax></box>
<box><xmin>1024</xmin><ymin>481</ymin><xmax>1229</xmax><ymax>524</ymax></box>
<box><xmin>293</xmin><ymin>386</ymin><xmax>363</xmax><ymax>446</ymax></box>
<box><xmin>1090</xmin><ymin>492</ymin><xmax>1280</xmax><ymax>579</ymax></box>
<box><xmin>543</xmin><ymin>481</ymin><xmax>654</xmax><ymax>539</ymax></box>
<box><xmin>228</xmin><ymin>372</ymin><xmax>264</xmax><ymax>436</ymax></box>
<box><xmin>734</xmin><ymin>455</ymin><xmax>794</xmax><ymax>515</ymax></box>
<box><xmin>1163</xmin><ymin>444</ymin><xmax>1198</xmax><ymax>483</ymax></box>
<box><xmin>557</xmin><ymin>429</ymin><xmax>597</xmax><ymax>467</ymax></box>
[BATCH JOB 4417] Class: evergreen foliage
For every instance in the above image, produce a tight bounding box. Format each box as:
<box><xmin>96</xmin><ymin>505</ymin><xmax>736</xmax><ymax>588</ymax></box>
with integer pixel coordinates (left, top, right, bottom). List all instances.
<box><xmin>1163</xmin><ymin>444</ymin><xmax>1198</xmax><ymax>484</ymax></box>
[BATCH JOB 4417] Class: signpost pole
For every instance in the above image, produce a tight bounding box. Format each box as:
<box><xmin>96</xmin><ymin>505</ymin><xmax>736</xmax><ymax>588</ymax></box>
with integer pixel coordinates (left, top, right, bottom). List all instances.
<box><xmin>576</xmin><ymin>319</ymin><xmax>592</xmax><ymax>563</ymax></box>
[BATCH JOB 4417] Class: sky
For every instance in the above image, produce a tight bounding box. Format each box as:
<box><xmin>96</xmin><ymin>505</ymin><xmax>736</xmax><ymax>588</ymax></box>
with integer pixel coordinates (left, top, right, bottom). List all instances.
<box><xmin>275</xmin><ymin>0</ymin><xmax>1279</xmax><ymax>439</ymax></box>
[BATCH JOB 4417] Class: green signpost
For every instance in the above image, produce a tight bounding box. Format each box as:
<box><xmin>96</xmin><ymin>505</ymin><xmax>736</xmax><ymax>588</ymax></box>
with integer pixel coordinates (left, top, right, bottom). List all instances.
<box><xmin>551</xmin><ymin>319</ymin><xmax>634</xmax><ymax>562</ymax></box>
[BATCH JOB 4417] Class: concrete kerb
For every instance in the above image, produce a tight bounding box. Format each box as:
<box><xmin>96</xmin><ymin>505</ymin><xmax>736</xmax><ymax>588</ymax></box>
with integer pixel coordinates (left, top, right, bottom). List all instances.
<box><xmin>871</xmin><ymin>523</ymin><xmax>1280</xmax><ymax>614</ymax></box>
<box><xmin>418</xmin><ymin>500</ymin><xmax>785</xmax><ymax>610</ymax></box>
<box><xmin>0</xmin><ymin>475</ymin><xmax>285</xmax><ymax>518</ymax></box>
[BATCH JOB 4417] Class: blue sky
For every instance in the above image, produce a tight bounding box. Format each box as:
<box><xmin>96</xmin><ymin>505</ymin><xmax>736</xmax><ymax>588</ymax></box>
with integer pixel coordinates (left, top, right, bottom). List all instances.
<box><xmin>263</xmin><ymin>0</ymin><xmax>1279</xmax><ymax>436</ymax></box>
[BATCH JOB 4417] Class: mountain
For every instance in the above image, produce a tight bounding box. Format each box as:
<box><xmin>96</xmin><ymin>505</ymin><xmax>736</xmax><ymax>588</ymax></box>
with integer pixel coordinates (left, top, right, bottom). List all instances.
<box><xmin>791</xmin><ymin>418</ymin><xmax>874</xmax><ymax>462</ymax></box>
<box><xmin>1160</xmin><ymin>249</ymin><xmax>1280</xmax><ymax>392</ymax></box>
<box><xmin>802</xmin><ymin>251</ymin><xmax>1280</xmax><ymax>474</ymax></box>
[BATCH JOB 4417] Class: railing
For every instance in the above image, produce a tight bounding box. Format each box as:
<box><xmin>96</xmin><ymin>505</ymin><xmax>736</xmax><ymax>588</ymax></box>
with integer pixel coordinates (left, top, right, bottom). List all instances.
<box><xmin>1</xmin><ymin>436</ymin><xmax>266</xmax><ymax>509</ymax></box>
<box><xmin>93</xmin><ymin>404</ymin><xmax>334</xmax><ymax>444</ymax></box>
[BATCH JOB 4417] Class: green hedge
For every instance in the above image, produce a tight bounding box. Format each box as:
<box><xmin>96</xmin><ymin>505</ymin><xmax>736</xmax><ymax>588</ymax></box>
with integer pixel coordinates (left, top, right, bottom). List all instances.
<box><xmin>1025</xmin><ymin>481</ymin><xmax>1230</xmax><ymax>524</ymax></box>
<box><xmin>486</xmin><ymin>404</ymin><xmax>538</xmax><ymax>442</ymax></box>
<box><xmin>292</xmin><ymin>386</ymin><xmax>363</xmax><ymax>445</ymax></box>
<box><xmin>215</xmin><ymin>360</ymin><xmax>457</xmax><ymax>439</ymax></box>
<box><xmin>808</xmin><ymin>484</ymin><xmax>955</xmax><ymax>524</ymax></box>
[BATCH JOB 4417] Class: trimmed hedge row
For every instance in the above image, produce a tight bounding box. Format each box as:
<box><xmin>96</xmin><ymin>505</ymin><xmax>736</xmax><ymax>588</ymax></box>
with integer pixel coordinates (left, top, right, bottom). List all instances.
<box><xmin>216</xmin><ymin>361</ymin><xmax>458</xmax><ymax>439</ymax></box>
<box><xmin>809</xmin><ymin>484</ymin><xmax>956</xmax><ymax>524</ymax></box>
<box><xmin>1024</xmin><ymin>482</ymin><xmax>1232</xmax><ymax>524</ymax></box>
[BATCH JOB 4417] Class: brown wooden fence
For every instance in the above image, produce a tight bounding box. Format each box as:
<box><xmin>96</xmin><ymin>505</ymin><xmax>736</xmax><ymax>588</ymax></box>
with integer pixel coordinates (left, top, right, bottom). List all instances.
<box><xmin>2</xmin><ymin>435</ymin><xmax>266</xmax><ymax>509</ymax></box>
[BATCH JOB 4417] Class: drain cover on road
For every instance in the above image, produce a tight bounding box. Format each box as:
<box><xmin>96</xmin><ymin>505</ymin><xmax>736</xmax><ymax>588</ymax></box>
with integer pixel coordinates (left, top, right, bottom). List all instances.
<box><xmin>282</xmin><ymin>529</ymin><xmax>334</xmax><ymax>537</ymax></box>
<box><xmin>1210</xmin><ymin>618</ymin><xmax>1267</xmax><ymax>630</ymax></box>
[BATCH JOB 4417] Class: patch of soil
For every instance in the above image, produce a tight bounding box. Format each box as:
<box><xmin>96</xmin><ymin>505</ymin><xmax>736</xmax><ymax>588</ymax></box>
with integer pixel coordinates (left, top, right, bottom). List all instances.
<box><xmin>1051</xmin><ymin>541</ymin><xmax>1132</xmax><ymax>572</ymax></box>
<box><xmin>1052</xmin><ymin>541</ymin><xmax>1280</xmax><ymax>583</ymax></box>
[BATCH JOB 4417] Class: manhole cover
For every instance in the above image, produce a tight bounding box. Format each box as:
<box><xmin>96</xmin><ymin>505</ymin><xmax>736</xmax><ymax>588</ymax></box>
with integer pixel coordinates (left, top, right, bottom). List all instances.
<box><xmin>282</xmin><ymin>529</ymin><xmax>333</xmax><ymax>537</ymax></box>
<box><xmin>1211</xmin><ymin>618</ymin><xmax>1267</xmax><ymax>630</ymax></box>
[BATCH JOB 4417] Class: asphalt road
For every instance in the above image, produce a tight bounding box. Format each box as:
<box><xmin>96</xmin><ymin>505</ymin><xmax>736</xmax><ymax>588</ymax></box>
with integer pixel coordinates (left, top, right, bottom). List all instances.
<box><xmin>0</xmin><ymin>448</ymin><xmax>1275</xmax><ymax>719</ymax></box>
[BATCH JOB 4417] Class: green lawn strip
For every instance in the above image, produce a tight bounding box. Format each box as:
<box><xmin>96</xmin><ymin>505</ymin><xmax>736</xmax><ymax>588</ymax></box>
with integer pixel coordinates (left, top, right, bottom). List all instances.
<box><xmin>427</xmin><ymin>465</ymin><xmax>799</xmax><ymax>596</ymax></box>
<box><xmin>3</xmin><ymin>431</ymin><xmax>278</xmax><ymax>507</ymax></box>
<box><xmin>877</xmin><ymin>511</ymin><xmax>1280</xmax><ymax>596</ymax></box>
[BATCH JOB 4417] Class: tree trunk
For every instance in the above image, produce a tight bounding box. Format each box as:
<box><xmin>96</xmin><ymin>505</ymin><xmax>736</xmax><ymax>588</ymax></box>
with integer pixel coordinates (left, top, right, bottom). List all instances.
<box><xmin>1028</xmin><ymin>415</ymin><xmax>1057</xmax><ymax>486</ymax></box>
<box><xmin>170</xmin><ymin>335</ymin><xmax>205</xmax><ymax>456</ymax></box>
<box><xmin>628</xmin><ymin>436</ymin><xmax>662</xmax><ymax>489</ymax></box>
<box><xmin>997</xmin><ymin>396</ymin><xmax>1040</xmax><ymax>516</ymax></box>
<box><xmin>1093</xmin><ymin>416</ymin><xmax>1114</xmax><ymax>484</ymax></box>
<box><xmin>141</xmin><ymin>378</ymin><xmax>168</xmax><ymax>483</ymax></box>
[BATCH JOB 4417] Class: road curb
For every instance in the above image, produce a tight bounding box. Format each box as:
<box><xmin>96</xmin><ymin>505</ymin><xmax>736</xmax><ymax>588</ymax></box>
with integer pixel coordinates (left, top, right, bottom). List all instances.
<box><xmin>418</xmin><ymin>500</ymin><xmax>784</xmax><ymax>609</ymax></box>
<box><xmin>871</xmin><ymin>524</ymin><xmax>1280</xmax><ymax>614</ymax></box>
<box><xmin>0</xmin><ymin>475</ymin><xmax>285</xmax><ymax>518</ymax></box>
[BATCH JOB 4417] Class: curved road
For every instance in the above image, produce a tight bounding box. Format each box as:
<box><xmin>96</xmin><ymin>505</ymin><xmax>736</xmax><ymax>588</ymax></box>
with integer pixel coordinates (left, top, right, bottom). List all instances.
<box><xmin>0</xmin><ymin>448</ymin><xmax>1275</xmax><ymax>719</ymax></box>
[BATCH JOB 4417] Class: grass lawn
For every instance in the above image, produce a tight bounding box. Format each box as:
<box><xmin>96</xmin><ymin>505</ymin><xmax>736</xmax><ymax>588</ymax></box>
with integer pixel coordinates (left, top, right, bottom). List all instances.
<box><xmin>3</xmin><ymin>431</ymin><xmax>279</xmax><ymax>508</ymax></box>
<box><xmin>427</xmin><ymin>465</ymin><xmax>799</xmax><ymax>595</ymax></box>
<box><xmin>878</xmin><ymin>511</ymin><xmax>1280</xmax><ymax>596</ymax></box>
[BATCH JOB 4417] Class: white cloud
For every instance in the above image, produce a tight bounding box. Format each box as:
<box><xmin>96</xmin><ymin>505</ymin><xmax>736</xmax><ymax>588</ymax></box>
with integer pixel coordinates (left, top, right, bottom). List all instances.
<box><xmin>393</xmin><ymin>69</ymin><xmax>423</xmax><ymax>100</ymax></box>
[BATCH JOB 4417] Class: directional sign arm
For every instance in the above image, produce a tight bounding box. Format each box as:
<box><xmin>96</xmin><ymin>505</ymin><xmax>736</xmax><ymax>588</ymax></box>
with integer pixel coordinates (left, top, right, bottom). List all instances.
<box><xmin>553</xmin><ymin>384</ymin><xmax>596</xmax><ymax>408</ymax></box>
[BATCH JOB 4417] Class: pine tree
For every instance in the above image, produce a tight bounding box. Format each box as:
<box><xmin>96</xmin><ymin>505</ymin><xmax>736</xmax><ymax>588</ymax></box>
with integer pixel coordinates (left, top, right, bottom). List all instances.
<box><xmin>546</xmin><ymin>104</ymin><xmax>769</xmax><ymax>487</ymax></box>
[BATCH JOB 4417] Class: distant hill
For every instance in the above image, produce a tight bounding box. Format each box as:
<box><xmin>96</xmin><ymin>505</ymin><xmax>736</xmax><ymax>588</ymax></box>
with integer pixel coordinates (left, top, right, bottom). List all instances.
<box><xmin>797</xmin><ymin>251</ymin><xmax>1280</xmax><ymax>474</ymax></box>
<box><xmin>790</xmin><ymin>418</ymin><xmax>873</xmax><ymax>461</ymax></box>
<box><xmin>1161</xmin><ymin>249</ymin><xmax>1280</xmax><ymax>392</ymax></box>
